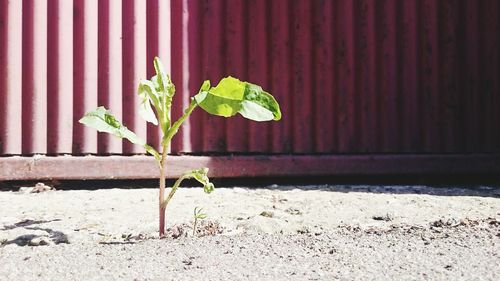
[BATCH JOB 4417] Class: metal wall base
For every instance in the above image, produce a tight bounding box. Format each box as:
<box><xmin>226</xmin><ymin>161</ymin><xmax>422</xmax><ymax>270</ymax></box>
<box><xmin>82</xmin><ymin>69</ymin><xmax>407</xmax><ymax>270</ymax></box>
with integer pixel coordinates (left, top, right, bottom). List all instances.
<box><xmin>1</xmin><ymin>154</ymin><xmax>499</xmax><ymax>181</ymax></box>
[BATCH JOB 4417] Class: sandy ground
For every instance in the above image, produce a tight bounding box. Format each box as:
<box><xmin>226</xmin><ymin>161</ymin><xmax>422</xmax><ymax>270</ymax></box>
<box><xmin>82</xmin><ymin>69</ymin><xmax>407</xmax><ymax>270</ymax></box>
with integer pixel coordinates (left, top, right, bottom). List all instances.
<box><xmin>0</xmin><ymin>184</ymin><xmax>499</xmax><ymax>280</ymax></box>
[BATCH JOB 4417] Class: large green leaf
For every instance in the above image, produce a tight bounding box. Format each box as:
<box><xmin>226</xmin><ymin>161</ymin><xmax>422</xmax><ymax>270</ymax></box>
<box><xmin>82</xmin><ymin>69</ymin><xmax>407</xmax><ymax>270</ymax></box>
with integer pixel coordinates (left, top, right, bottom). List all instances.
<box><xmin>79</xmin><ymin>107</ymin><xmax>160</xmax><ymax>161</ymax></box>
<box><xmin>193</xmin><ymin>76</ymin><xmax>281</xmax><ymax>122</ymax></box>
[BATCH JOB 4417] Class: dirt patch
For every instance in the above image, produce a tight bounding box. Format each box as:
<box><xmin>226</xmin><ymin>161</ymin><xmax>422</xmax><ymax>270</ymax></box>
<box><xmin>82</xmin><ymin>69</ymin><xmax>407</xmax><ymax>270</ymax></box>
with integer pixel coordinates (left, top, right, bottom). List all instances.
<box><xmin>0</xmin><ymin>185</ymin><xmax>499</xmax><ymax>280</ymax></box>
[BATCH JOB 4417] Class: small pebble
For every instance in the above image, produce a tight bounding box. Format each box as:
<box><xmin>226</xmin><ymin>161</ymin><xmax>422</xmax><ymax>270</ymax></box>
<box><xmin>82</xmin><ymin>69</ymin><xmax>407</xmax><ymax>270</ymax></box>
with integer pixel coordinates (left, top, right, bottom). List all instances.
<box><xmin>260</xmin><ymin>211</ymin><xmax>274</xmax><ymax>218</ymax></box>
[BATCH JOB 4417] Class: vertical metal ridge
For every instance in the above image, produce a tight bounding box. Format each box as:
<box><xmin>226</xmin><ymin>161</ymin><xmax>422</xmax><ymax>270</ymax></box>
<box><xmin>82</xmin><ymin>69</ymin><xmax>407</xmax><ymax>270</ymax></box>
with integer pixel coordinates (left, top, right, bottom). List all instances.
<box><xmin>248</xmin><ymin>0</ymin><xmax>271</xmax><ymax>152</ymax></box>
<box><xmin>420</xmin><ymin>0</ymin><xmax>441</xmax><ymax>152</ymax></box>
<box><xmin>336</xmin><ymin>0</ymin><xmax>357</xmax><ymax>153</ymax></box>
<box><xmin>122</xmin><ymin>0</ymin><xmax>147</xmax><ymax>154</ymax></box>
<box><xmin>265</xmin><ymin>0</ymin><xmax>274</xmax><ymax>153</ymax></box>
<box><xmin>290</xmin><ymin>0</ymin><xmax>314</xmax><ymax>153</ymax></box>
<box><xmin>146</xmin><ymin>0</ymin><xmax>159</xmax><ymax>151</ymax></box>
<box><xmin>157</xmin><ymin>0</ymin><xmax>174</xmax><ymax>153</ymax></box>
<box><xmin>378</xmin><ymin>0</ymin><xmax>399</xmax><ymax>152</ymax></box>
<box><xmin>401</xmin><ymin>0</ymin><xmax>420</xmax><ymax>152</ymax></box>
<box><xmin>479</xmin><ymin>0</ymin><xmax>499</xmax><ymax>152</ymax></box>
<box><xmin>439</xmin><ymin>0</ymin><xmax>460</xmax><ymax>153</ymax></box>
<box><xmin>330</xmin><ymin>0</ymin><xmax>339</xmax><ymax>153</ymax></box>
<box><xmin>357</xmin><ymin>0</ymin><xmax>378</xmax><ymax>153</ymax></box>
<box><xmin>47</xmin><ymin>0</ymin><xmax>73</xmax><ymax>154</ymax></box>
<box><xmin>201</xmin><ymin>0</ymin><xmax>226</xmax><ymax>152</ymax></box>
<box><xmin>463</xmin><ymin>0</ymin><xmax>480</xmax><ymax>152</ymax></box>
<box><xmin>97</xmin><ymin>0</ymin><xmax>123</xmax><ymax>154</ymax></box>
<box><xmin>145</xmin><ymin>0</ymin><xmax>164</xmax><ymax>152</ymax></box>
<box><xmin>270</xmin><ymin>0</ymin><xmax>292</xmax><ymax>153</ymax></box>
<box><xmin>312</xmin><ymin>0</ymin><xmax>335</xmax><ymax>153</ymax></box>
<box><xmin>0</xmin><ymin>0</ymin><xmax>23</xmax><ymax>155</ymax></box>
<box><xmin>225</xmin><ymin>0</ymin><xmax>248</xmax><ymax>152</ymax></box>
<box><xmin>170</xmin><ymin>0</ymin><xmax>189</xmax><ymax>154</ymax></box>
<box><xmin>22</xmin><ymin>0</ymin><xmax>47</xmax><ymax>154</ymax></box>
<box><xmin>493</xmin><ymin>0</ymin><xmax>500</xmax><ymax>152</ymax></box>
<box><xmin>73</xmin><ymin>0</ymin><xmax>98</xmax><ymax>154</ymax></box>
<box><xmin>186</xmin><ymin>0</ymin><xmax>203</xmax><ymax>153</ymax></box>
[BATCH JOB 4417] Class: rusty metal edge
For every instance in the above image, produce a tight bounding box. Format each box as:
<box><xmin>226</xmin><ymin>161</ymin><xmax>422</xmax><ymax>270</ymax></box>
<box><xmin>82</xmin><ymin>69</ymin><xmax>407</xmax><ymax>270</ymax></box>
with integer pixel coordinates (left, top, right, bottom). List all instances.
<box><xmin>0</xmin><ymin>154</ymin><xmax>499</xmax><ymax>181</ymax></box>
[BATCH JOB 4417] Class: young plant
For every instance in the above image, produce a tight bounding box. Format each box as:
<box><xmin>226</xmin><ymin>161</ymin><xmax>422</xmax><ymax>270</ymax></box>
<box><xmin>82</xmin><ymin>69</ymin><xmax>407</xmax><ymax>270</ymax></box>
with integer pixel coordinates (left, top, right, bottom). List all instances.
<box><xmin>192</xmin><ymin>207</ymin><xmax>207</xmax><ymax>236</ymax></box>
<box><xmin>79</xmin><ymin>57</ymin><xmax>281</xmax><ymax>237</ymax></box>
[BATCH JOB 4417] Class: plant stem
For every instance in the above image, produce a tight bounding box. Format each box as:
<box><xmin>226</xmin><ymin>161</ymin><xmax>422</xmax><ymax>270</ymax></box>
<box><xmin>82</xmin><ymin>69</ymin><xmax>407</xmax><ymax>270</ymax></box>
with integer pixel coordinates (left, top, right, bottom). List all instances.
<box><xmin>193</xmin><ymin>218</ymin><xmax>198</xmax><ymax>236</ymax></box>
<box><xmin>158</xmin><ymin>99</ymin><xmax>197</xmax><ymax>238</ymax></box>
<box><xmin>158</xmin><ymin>142</ymin><xmax>168</xmax><ymax>238</ymax></box>
<box><xmin>162</xmin><ymin>175</ymin><xmax>185</xmax><ymax>209</ymax></box>
<box><xmin>163</xmin><ymin>99</ymin><xmax>197</xmax><ymax>145</ymax></box>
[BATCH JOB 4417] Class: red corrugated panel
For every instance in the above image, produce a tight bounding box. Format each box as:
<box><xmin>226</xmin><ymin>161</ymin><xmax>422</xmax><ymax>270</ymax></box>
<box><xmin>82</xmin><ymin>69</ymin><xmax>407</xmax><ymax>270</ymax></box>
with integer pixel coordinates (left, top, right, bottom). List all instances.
<box><xmin>290</xmin><ymin>0</ymin><xmax>314</xmax><ymax>153</ymax></box>
<box><xmin>201</xmin><ymin>0</ymin><xmax>227</xmax><ymax>153</ymax></box>
<box><xmin>378</xmin><ymin>0</ymin><xmax>399</xmax><ymax>152</ymax></box>
<box><xmin>176</xmin><ymin>0</ymin><xmax>499</xmax><ymax>155</ymax></box>
<box><xmin>1</xmin><ymin>0</ymin><xmax>499</xmax><ymax>158</ymax></box>
<box><xmin>270</xmin><ymin>0</ymin><xmax>292</xmax><ymax>153</ymax></box>
<box><xmin>97</xmin><ymin>0</ymin><xmax>122</xmax><ymax>154</ymax></box>
<box><xmin>122</xmin><ymin>0</ymin><xmax>147</xmax><ymax>155</ymax></box>
<box><xmin>47</xmin><ymin>0</ymin><xmax>73</xmax><ymax>154</ymax></box>
<box><xmin>145</xmin><ymin>0</ymin><xmax>170</xmax><ymax>152</ymax></box>
<box><xmin>22</xmin><ymin>0</ymin><xmax>48</xmax><ymax>154</ymax></box>
<box><xmin>479</xmin><ymin>0</ymin><xmax>499</xmax><ymax>152</ymax></box>
<box><xmin>225</xmin><ymin>0</ymin><xmax>248</xmax><ymax>152</ymax></box>
<box><xmin>313</xmin><ymin>0</ymin><xmax>335</xmax><ymax>153</ymax></box>
<box><xmin>336</xmin><ymin>0</ymin><xmax>357</xmax><ymax>153</ymax></box>
<box><xmin>73</xmin><ymin>0</ymin><xmax>98</xmax><ymax>154</ymax></box>
<box><xmin>357</xmin><ymin>0</ymin><xmax>378</xmax><ymax>153</ymax></box>
<box><xmin>400</xmin><ymin>0</ymin><xmax>420</xmax><ymax>152</ymax></box>
<box><xmin>0</xmin><ymin>0</ymin><xmax>23</xmax><ymax>155</ymax></box>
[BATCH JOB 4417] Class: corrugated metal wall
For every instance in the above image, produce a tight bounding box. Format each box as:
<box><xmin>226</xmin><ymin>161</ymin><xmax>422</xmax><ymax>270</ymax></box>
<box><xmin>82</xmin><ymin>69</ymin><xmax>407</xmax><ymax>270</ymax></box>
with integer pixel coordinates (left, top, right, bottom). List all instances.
<box><xmin>1</xmin><ymin>0</ymin><xmax>499</xmax><ymax>157</ymax></box>
<box><xmin>1</xmin><ymin>0</ymin><xmax>171</xmax><ymax>155</ymax></box>
<box><xmin>172</xmin><ymin>0</ymin><xmax>500</xmax><ymax>154</ymax></box>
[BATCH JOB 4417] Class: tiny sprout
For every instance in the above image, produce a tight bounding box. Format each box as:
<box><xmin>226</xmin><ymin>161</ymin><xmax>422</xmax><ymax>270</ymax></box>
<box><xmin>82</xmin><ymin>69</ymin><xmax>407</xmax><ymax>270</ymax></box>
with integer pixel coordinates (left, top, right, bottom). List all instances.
<box><xmin>193</xmin><ymin>207</ymin><xmax>208</xmax><ymax>236</ymax></box>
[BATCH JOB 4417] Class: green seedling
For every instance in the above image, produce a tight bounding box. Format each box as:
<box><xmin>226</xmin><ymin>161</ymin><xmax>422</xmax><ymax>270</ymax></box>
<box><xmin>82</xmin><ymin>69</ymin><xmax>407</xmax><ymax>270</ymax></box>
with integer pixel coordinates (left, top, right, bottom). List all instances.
<box><xmin>79</xmin><ymin>57</ymin><xmax>281</xmax><ymax>237</ymax></box>
<box><xmin>192</xmin><ymin>207</ymin><xmax>207</xmax><ymax>236</ymax></box>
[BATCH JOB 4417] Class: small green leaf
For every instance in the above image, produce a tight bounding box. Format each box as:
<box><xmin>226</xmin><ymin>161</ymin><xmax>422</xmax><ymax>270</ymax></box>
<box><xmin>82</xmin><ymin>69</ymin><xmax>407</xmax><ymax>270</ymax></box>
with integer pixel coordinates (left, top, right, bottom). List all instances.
<box><xmin>79</xmin><ymin>107</ymin><xmax>145</xmax><ymax>145</ymax></box>
<box><xmin>151</xmin><ymin>75</ymin><xmax>161</xmax><ymax>93</ymax></box>
<box><xmin>189</xmin><ymin>167</ymin><xmax>215</xmax><ymax>194</ymax></box>
<box><xmin>194</xmin><ymin>207</ymin><xmax>207</xmax><ymax>219</ymax></box>
<box><xmin>199</xmin><ymin>80</ymin><xmax>211</xmax><ymax>93</ymax></box>
<box><xmin>138</xmin><ymin>80</ymin><xmax>159</xmax><ymax>125</ymax></box>
<box><xmin>79</xmin><ymin>107</ymin><xmax>159</xmax><ymax>160</ymax></box>
<box><xmin>144</xmin><ymin>144</ymin><xmax>161</xmax><ymax>162</ymax></box>
<box><xmin>153</xmin><ymin>57</ymin><xmax>168</xmax><ymax>93</ymax></box>
<box><xmin>153</xmin><ymin>57</ymin><xmax>175</xmax><ymax>97</ymax></box>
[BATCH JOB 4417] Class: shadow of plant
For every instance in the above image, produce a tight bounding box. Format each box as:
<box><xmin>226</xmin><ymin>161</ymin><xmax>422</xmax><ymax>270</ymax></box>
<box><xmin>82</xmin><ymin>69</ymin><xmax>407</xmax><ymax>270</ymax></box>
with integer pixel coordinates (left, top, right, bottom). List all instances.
<box><xmin>1</xmin><ymin>221</ymin><xmax>69</xmax><ymax>246</ymax></box>
<box><xmin>2</xmin><ymin>234</ymin><xmax>39</xmax><ymax>246</ymax></box>
<box><xmin>1</xmin><ymin>219</ymin><xmax>62</xmax><ymax>230</ymax></box>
